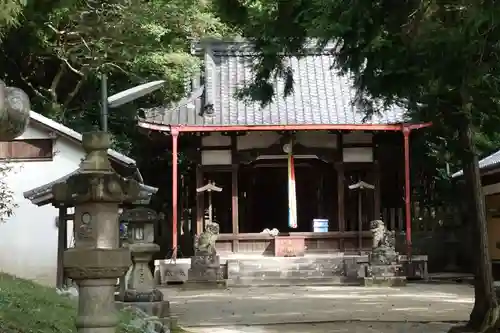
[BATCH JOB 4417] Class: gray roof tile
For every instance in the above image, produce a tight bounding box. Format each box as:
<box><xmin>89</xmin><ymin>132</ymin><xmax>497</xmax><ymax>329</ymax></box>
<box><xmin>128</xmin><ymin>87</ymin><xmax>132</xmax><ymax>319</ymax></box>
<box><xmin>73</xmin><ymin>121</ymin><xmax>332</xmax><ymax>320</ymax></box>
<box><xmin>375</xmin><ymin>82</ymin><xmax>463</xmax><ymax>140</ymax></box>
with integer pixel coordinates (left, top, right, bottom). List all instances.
<box><xmin>452</xmin><ymin>149</ymin><xmax>500</xmax><ymax>178</ymax></box>
<box><xmin>141</xmin><ymin>42</ymin><xmax>406</xmax><ymax>127</ymax></box>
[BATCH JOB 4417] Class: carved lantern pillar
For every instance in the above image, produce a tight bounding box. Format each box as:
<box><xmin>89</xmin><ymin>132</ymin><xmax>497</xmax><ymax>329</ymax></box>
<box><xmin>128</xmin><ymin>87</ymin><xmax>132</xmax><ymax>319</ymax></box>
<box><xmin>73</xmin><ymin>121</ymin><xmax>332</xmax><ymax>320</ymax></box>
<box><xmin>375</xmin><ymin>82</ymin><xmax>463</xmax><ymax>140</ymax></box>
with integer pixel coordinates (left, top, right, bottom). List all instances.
<box><xmin>52</xmin><ymin>131</ymin><xmax>140</xmax><ymax>333</ymax></box>
<box><xmin>0</xmin><ymin>80</ymin><xmax>31</xmax><ymax>140</ymax></box>
<box><xmin>120</xmin><ymin>207</ymin><xmax>163</xmax><ymax>302</ymax></box>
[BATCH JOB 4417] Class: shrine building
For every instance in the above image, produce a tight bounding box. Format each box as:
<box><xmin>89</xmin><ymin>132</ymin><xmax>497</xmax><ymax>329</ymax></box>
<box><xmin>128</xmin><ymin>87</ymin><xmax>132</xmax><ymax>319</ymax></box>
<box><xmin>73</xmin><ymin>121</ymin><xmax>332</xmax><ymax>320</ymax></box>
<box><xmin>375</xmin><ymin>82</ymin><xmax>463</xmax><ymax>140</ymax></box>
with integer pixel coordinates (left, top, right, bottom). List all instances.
<box><xmin>137</xmin><ymin>40</ymin><xmax>431</xmax><ymax>259</ymax></box>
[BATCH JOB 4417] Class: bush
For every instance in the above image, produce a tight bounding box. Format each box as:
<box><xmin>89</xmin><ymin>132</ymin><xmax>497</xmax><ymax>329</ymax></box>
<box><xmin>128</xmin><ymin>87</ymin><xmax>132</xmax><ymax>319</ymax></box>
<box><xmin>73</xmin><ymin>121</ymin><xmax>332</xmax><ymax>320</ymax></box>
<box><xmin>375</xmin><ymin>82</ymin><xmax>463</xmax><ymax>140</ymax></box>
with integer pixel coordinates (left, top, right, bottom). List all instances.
<box><xmin>0</xmin><ymin>273</ymin><xmax>141</xmax><ymax>333</ymax></box>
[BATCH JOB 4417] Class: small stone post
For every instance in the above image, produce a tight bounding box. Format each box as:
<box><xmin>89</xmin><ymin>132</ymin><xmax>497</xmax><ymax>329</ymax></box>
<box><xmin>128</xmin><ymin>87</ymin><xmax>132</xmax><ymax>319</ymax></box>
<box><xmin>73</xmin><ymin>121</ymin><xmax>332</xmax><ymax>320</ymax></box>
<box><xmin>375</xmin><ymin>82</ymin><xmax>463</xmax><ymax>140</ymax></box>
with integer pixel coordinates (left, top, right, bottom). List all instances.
<box><xmin>52</xmin><ymin>132</ymin><xmax>140</xmax><ymax>333</ymax></box>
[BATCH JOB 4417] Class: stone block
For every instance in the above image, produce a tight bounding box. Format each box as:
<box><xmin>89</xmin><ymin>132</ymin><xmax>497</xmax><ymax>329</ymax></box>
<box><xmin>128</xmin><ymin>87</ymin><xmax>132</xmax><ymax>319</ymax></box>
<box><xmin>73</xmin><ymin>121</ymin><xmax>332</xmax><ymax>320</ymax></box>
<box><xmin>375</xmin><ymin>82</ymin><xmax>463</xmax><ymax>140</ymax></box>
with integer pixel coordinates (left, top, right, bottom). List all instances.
<box><xmin>191</xmin><ymin>254</ymin><xmax>220</xmax><ymax>268</ymax></box>
<box><xmin>368</xmin><ymin>264</ymin><xmax>402</xmax><ymax>277</ymax></box>
<box><xmin>343</xmin><ymin>257</ymin><xmax>359</xmax><ymax>278</ymax></box>
<box><xmin>115</xmin><ymin>300</ymin><xmax>170</xmax><ymax>319</ymax></box>
<box><xmin>188</xmin><ymin>267</ymin><xmax>223</xmax><ymax>281</ymax></box>
<box><xmin>159</xmin><ymin>262</ymin><xmax>189</xmax><ymax>284</ymax></box>
<box><xmin>363</xmin><ymin>276</ymin><xmax>407</xmax><ymax>287</ymax></box>
<box><xmin>188</xmin><ymin>254</ymin><xmax>223</xmax><ymax>283</ymax></box>
<box><xmin>123</xmin><ymin>288</ymin><xmax>163</xmax><ymax>302</ymax></box>
<box><xmin>227</xmin><ymin>260</ymin><xmax>240</xmax><ymax>277</ymax></box>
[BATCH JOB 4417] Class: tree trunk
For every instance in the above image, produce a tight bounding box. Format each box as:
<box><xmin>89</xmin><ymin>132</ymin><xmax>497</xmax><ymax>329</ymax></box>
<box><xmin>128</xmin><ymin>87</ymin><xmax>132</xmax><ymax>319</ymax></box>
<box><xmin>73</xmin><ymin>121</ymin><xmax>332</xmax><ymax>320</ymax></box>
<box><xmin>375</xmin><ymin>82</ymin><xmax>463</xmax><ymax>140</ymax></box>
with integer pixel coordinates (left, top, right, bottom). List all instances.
<box><xmin>458</xmin><ymin>116</ymin><xmax>499</xmax><ymax>332</ymax></box>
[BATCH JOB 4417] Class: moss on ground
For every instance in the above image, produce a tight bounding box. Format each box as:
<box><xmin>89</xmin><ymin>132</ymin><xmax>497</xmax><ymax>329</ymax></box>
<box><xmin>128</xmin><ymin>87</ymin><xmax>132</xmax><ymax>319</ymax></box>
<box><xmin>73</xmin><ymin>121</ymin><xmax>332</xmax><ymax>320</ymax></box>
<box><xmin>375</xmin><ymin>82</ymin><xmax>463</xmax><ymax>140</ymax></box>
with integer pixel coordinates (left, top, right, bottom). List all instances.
<box><xmin>0</xmin><ymin>273</ymin><xmax>184</xmax><ymax>333</ymax></box>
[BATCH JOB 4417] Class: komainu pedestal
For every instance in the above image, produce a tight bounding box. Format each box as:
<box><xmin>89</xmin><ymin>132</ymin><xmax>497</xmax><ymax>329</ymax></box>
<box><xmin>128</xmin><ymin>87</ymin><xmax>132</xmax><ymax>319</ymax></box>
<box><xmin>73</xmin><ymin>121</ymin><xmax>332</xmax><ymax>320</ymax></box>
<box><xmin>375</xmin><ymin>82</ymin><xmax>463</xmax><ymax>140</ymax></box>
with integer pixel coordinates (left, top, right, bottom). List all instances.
<box><xmin>187</xmin><ymin>222</ymin><xmax>224</xmax><ymax>287</ymax></box>
<box><xmin>364</xmin><ymin>220</ymin><xmax>406</xmax><ymax>287</ymax></box>
<box><xmin>188</xmin><ymin>254</ymin><xmax>223</xmax><ymax>282</ymax></box>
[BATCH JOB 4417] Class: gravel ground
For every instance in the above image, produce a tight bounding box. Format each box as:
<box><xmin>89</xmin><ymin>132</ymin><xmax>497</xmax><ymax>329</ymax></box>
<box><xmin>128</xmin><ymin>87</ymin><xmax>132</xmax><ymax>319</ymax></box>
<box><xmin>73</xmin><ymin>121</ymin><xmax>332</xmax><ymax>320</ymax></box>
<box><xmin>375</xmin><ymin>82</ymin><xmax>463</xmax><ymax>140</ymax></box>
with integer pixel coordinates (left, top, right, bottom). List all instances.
<box><xmin>162</xmin><ymin>283</ymin><xmax>473</xmax><ymax>327</ymax></box>
<box><xmin>185</xmin><ymin>322</ymin><xmax>466</xmax><ymax>333</ymax></box>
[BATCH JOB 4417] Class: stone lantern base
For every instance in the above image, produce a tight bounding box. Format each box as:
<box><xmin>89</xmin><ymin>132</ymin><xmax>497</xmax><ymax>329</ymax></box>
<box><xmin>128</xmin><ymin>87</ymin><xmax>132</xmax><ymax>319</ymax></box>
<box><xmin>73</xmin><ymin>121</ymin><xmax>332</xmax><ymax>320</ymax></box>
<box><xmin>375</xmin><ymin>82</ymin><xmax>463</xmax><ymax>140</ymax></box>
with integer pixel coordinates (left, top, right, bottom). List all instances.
<box><xmin>117</xmin><ymin>242</ymin><xmax>170</xmax><ymax>324</ymax></box>
<box><xmin>115</xmin><ymin>300</ymin><xmax>170</xmax><ymax>325</ymax></box>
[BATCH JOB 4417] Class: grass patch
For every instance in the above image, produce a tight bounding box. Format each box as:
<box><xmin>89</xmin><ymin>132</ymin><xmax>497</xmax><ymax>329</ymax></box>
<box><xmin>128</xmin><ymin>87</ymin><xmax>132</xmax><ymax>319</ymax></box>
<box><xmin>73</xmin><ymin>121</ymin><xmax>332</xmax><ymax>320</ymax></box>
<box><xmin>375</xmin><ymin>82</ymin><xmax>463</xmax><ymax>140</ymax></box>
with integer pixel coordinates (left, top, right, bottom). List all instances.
<box><xmin>0</xmin><ymin>273</ymin><xmax>184</xmax><ymax>333</ymax></box>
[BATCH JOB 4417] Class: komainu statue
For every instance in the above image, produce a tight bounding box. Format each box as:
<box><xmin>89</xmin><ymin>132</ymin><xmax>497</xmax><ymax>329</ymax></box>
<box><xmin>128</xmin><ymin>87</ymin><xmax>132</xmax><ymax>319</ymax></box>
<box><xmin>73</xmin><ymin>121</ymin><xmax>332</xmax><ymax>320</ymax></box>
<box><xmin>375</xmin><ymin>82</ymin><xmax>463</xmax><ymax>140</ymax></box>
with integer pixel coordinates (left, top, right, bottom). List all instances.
<box><xmin>194</xmin><ymin>221</ymin><xmax>220</xmax><ymax>255</ymax></box>
<box><xmin>370</xmin><ymin>220</ymin><xmax>397</xmax><ymax>264</ymax></box>
<box><xmin>371</xmin><ymin>220</ymin><xmax>395</xmax><ymax>250</ymax></box>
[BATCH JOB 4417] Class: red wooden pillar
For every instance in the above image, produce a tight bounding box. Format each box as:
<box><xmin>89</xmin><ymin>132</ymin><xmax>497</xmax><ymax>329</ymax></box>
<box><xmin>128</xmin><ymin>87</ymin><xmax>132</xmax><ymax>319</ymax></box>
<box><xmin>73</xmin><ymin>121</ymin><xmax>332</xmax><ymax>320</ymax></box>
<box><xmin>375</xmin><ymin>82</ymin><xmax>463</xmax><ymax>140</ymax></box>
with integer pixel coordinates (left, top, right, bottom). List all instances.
<box><xmin>171</xmin><ymin>128</ymin><xmax>179</xmax><ymax>259</ymax></box>
<box><xmin>402</xmin><ymin>125</ymin><xmax>412</xmax><ymax>257</ymax></box>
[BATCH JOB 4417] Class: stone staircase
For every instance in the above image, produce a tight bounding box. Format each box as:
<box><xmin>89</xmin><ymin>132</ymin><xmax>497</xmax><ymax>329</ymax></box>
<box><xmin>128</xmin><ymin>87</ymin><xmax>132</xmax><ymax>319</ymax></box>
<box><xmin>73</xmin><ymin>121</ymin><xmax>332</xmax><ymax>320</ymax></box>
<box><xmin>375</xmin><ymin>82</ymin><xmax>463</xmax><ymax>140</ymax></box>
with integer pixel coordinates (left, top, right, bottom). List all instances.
<box><xmin>225</xmin><ymin>255</ymin><xmax>361</xmax><ymax>287</ymax></box>
<box><xmin>155</xmin><ymin>253</ymin><xmax>427</xmax><ymax>287</ymax></box>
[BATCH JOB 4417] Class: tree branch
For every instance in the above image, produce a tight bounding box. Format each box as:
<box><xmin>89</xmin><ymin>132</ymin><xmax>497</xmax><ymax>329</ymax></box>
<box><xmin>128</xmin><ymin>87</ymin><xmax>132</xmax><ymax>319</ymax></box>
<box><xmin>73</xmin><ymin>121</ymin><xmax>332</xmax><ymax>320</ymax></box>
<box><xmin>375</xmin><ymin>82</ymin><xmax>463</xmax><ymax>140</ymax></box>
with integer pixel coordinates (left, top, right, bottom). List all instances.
<box><xmin>60</xmin><ymin>58</ymin><xmax>84</xmax><ymax>76</ymax></box>
<box><xmin>63</xmin><ymin>77</ymin><xmax>85</xmax><ymax>108</ymax></box>
<box><xmin>50</xmin><ymin>63</ymin><xmax>66</xmax><ymax>102</ymax></box>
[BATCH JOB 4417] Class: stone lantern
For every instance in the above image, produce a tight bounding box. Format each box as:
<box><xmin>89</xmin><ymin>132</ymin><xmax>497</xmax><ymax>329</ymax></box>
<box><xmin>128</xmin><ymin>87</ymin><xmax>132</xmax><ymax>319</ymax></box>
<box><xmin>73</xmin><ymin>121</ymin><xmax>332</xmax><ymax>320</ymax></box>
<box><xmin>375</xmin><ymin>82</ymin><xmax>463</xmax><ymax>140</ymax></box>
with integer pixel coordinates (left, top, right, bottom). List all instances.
<box><xmin>0</xmin><ymin>80</ymin><xmax>31</xmax><ymax>140</ymax></box>
<box><xmin>118</xmin><ymin>207</ymin><xmax>168</xmax><ymax>320</ymax></box>
<box><xmin>120</xmin><ymin>207</ymin><xmax>162</xmax><ymax>301</ymax></box>
<box><xmin>52</xmin><ymin>131</ymin><xmax>140</xmax><ymax>333</ymax></box>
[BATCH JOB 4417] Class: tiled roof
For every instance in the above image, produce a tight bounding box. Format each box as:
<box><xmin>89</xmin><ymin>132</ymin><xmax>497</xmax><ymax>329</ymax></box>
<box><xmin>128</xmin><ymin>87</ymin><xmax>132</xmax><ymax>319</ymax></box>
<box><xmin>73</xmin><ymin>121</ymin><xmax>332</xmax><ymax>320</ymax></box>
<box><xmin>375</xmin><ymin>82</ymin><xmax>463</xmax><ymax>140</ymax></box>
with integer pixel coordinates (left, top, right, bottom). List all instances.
<box><xmin>140</xmin><ymin>41</ymin><xmax>406</xmax><ymax>127</ymax></box>
<box><xmin>452</xmin><ymin>149</ymin><xmax>500</xmax><ymax>178</ymax></box>
<box><xmin>23</xmin><ymin>170</ymin><xmax>158</xmax><ymax>206</ymax></box>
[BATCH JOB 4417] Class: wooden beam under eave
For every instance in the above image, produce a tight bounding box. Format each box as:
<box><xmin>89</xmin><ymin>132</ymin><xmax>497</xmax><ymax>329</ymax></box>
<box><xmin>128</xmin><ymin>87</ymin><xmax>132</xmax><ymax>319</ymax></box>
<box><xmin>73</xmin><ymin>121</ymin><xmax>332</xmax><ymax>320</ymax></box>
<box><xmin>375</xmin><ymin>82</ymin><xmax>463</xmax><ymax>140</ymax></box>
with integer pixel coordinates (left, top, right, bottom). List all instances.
<box><xmin>336</xmin><ymin>133</ymin><xmax>345</xmax><ymax>251</ymax></box>
<box><xmin>374</xmin><ymin>146</ymin><xmax>381</xmax><ymax>221</ymax></box>
<box><xmin>231</xmin><ymin>135</ymin><xmax>239</xmax><ymax>253</ymax></box>
<box><xmin>195</xmin><ymin>165</ymin><xmax>204</xmax><ymax>236</ymax></box>
<box><xmin>56</xmin><ymin>205</ymin><xmax>68</xmax><ymax>288</ymax></box>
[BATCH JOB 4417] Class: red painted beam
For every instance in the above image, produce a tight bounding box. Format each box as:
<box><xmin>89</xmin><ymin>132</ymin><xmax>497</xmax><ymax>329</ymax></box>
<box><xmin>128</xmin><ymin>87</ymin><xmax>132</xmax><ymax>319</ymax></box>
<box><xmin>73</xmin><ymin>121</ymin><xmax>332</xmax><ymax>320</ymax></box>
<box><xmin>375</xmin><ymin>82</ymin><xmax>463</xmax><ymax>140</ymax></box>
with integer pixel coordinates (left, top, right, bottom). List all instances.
<box><xmin>138</xmin><ymin>121</ymin><xmax>409</xmax><ymax>132</ymax></box>
<box><xmin>402</xmin><ymin>126</ymin><xmax>412</xmax><ymax>258</ymax></box>
<box><xmin>171</xmin><ymin>128</ymin><xmax>179</xmax><ymax>259</ymax></box>
<box><xmin>401</xmin><ymin>121</ymin><xmax>432</xmax><ymax>258</ymax></box>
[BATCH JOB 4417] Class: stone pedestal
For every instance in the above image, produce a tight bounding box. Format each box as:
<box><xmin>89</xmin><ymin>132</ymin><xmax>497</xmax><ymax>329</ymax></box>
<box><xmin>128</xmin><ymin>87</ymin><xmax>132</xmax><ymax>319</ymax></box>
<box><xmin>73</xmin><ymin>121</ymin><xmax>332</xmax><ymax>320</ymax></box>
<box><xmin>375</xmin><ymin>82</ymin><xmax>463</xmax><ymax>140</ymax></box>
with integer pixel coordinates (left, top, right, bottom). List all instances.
<box><xmin>364</xmin><ymin>263</ymin><xmax>407</xmax><ymax>287</ymax></box>
<box><xmin>364</xmin><ymin>248</ymin><xmax>406</xmax><ymax>286</ymax></box>
<box><xmin>53</xmin><ymin>131</ymin><xmax>141</xmax><ymax>333</ymax></box>
<box><xmin>124</xmin><ymin>243</ymin><xmax>162</xmax><ymax>301</ymax></box>
<box><xmin>187</xmin><ymin>252</ymin><xmax>224</xmax><ymax>287</ymax></box>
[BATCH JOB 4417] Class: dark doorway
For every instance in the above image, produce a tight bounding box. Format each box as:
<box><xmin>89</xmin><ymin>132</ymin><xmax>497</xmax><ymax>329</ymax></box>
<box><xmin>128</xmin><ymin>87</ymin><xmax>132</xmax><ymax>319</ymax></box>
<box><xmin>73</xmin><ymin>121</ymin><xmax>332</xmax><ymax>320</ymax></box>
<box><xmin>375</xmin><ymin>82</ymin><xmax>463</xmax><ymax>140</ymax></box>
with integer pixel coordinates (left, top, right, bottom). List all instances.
<box><xmin>242</xmin><ymin>159</ymin><xmax>328</xmax><ymax>233</ymax></box>
<box><xmin>295</xmin><ymin>166</ymin><xmax>319</xmax><ymax>232</ymax></box>
<box><xmin>247</xmin><ymin>165</ymin><xmax>288</xmax><ymax>232</ymax></box>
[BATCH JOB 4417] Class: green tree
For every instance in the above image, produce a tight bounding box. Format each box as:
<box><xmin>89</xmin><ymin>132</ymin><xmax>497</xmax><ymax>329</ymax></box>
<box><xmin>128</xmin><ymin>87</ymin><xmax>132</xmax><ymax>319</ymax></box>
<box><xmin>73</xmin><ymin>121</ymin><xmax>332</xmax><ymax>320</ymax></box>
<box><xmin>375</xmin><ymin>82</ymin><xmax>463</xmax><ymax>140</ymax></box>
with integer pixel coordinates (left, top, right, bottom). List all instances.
<box><xmin>213</xmin><ymin>0</ymin><xmax>500</xmax><ymax>331</ymax></box>
<box><xmin>0</xmin><ymin>0</ymin><xmax>231</xmax><ymax>154</ymax></box>
<box><xmin>0</xmin><ymin>0</ymin><xmax>25</xmax><ymax>37</ymax></box>
<box><xmin>0</xmin><ymin>0</ymin><xmax>232</xmax><ymax>230</ymax></box>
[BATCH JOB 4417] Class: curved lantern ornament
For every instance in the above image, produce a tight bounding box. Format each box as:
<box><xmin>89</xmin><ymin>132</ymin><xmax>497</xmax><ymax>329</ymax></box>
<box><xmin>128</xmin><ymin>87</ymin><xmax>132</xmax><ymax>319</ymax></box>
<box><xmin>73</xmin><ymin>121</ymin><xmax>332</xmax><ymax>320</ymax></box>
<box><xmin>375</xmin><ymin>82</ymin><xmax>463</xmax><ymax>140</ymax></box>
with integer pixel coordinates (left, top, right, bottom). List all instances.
<box><xmin>0</xmin><ymin>80</ymin><xmax>30</xmax><ymax>141</ymax></box>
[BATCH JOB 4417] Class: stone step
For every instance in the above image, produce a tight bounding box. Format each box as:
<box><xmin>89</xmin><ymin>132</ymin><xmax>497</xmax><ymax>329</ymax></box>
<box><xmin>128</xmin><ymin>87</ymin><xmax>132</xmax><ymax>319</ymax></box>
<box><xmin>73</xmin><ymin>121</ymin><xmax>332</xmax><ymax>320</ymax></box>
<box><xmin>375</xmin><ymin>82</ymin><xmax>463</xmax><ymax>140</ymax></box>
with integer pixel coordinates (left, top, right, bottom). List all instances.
<box><xmin>234</xmin><ymin>259</ymin><xmax>344</xmax><ymax>271</ymax></box>
<box><xmin>243</xmin><ymin>269</ymin><xmax>344</xmax><ymax>278</ymax></box>
<box><xmin>226</xmin><ymin>276</ymin><xmax>360</xmax><ymax>287</ymax></box>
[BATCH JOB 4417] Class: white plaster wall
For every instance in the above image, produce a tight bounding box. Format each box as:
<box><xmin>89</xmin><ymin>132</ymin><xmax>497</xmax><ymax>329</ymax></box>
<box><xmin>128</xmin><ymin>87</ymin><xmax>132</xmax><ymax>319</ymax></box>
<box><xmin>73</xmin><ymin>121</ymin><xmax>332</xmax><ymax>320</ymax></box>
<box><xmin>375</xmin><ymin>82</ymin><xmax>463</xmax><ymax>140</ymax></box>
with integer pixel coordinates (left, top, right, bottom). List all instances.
<box><xmin>0</xmin><ymin>125</ymin><xmax>84</xmax><ymax>286</ymax></box>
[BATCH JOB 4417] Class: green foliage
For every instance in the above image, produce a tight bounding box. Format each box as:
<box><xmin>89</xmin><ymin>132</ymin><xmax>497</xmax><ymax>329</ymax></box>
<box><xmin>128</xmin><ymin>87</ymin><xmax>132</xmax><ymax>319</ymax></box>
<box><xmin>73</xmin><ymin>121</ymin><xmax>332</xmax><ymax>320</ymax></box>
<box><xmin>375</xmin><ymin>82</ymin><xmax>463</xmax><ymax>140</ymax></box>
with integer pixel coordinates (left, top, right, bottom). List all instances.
<box><xmin>0</xmin><ymin>164</ymin><xmax>17</xmax><ymax>223</ymax></box>
<box><xmin>0</xmin><ymin>0</ymin><xmax>232</xmax><ymax>156</ymax></box>
<box><xmin>0</xmin><ymin>0</ymin><xmax>25</xmax><ymax>37</ymax></box>
<box><xmin>0</xmin><ymin>273</ymin><xmax>141</xmax><ymax>333</ymax></box>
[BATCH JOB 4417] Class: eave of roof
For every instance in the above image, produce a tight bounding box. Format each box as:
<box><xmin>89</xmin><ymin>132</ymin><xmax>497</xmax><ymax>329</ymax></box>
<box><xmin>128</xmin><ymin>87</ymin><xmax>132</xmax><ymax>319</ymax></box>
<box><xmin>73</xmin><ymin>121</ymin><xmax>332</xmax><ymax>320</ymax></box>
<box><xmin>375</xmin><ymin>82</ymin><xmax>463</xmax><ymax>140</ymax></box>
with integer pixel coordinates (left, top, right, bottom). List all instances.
<box><xmin>30</xmin><ymin>111</ymin><xmax>136</xmax><ymax>167</ymax></box>
<box><xmin>23</xmin><ymin>170</ymin><xmax>158</xmax><ymax>207</ymax></box>
<box><xmin>452</xmin><ymin>149</ymin><xmax>500</xmax><ymax>178</ymax></box>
